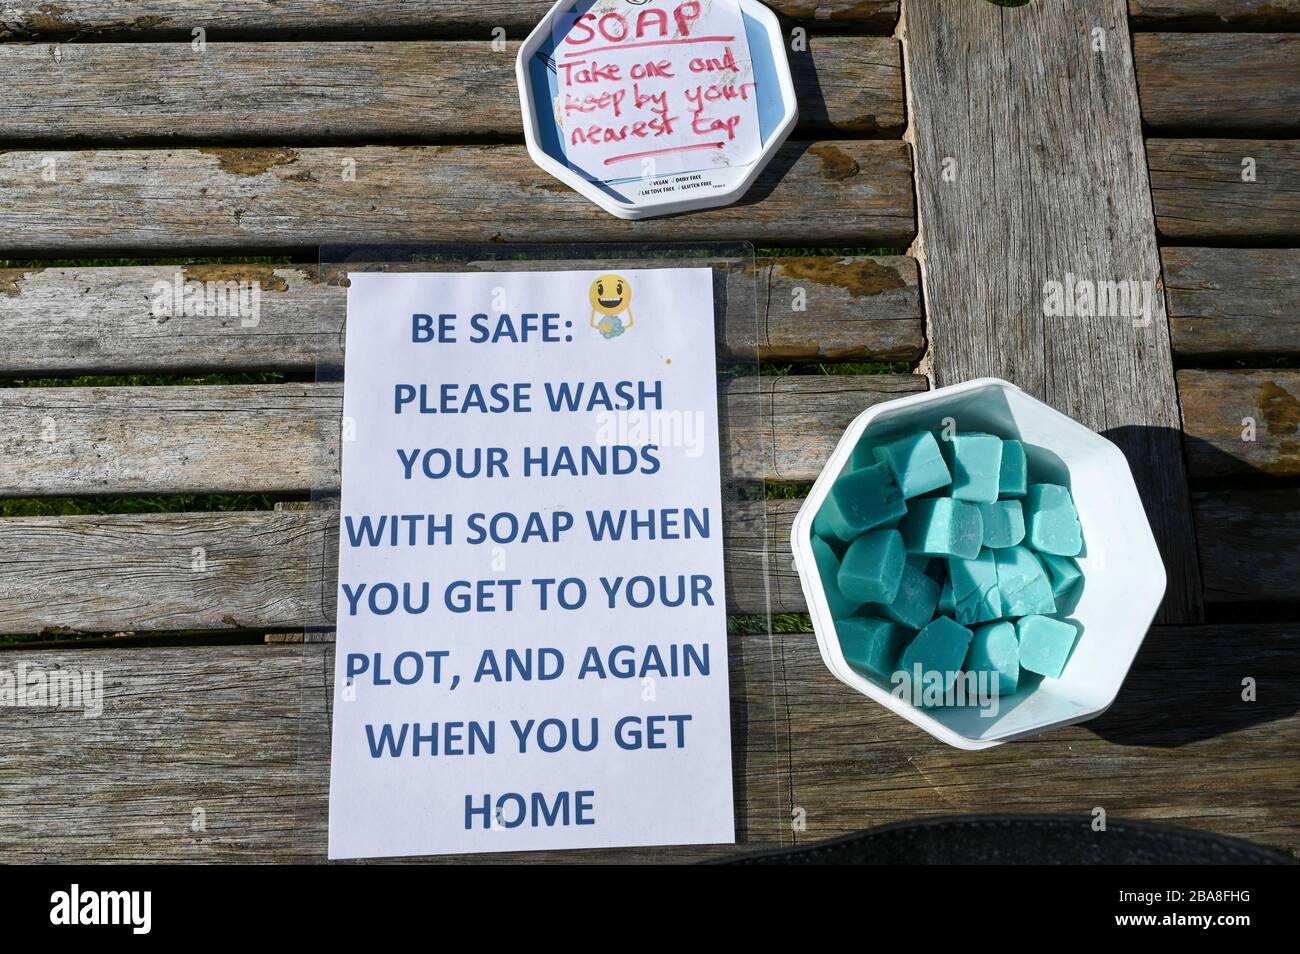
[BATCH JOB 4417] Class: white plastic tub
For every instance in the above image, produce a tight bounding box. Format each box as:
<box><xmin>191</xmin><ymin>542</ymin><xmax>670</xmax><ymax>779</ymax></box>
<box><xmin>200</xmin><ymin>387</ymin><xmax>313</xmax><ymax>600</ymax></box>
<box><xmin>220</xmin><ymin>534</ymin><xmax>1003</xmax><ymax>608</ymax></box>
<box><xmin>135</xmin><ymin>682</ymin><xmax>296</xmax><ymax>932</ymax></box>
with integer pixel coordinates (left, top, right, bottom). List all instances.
<box><xmin>790</xmin><ymin>378</ymin><xmax>1167</xmax><ymax>749</ymax></box>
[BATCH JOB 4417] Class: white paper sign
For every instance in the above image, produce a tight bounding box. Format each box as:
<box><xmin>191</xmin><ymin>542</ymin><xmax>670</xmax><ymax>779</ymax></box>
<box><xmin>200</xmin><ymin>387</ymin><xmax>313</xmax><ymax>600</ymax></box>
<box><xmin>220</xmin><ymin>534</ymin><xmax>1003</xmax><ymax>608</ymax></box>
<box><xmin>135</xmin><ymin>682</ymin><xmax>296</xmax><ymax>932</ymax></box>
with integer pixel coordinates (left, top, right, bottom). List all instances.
<box><xmin>328</xmin><ymin>268</ymin><xmax>736</xmax><ymax>859</ymax></box>
<box><xmin>554</xmin><ymin>0</ymin><xmax>763</xmax><ymax>180</ymax></box>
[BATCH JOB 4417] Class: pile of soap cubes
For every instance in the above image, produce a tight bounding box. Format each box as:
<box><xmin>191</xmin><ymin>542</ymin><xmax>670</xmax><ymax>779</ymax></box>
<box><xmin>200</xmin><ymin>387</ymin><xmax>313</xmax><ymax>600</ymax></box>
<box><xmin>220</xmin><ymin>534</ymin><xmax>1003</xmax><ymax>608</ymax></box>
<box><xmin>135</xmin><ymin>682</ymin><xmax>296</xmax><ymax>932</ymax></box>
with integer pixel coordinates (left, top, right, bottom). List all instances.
<box><xmin>811</xmin><ymin>428</ymin><xmax>1084</xmax><ymax>701</ymax></box>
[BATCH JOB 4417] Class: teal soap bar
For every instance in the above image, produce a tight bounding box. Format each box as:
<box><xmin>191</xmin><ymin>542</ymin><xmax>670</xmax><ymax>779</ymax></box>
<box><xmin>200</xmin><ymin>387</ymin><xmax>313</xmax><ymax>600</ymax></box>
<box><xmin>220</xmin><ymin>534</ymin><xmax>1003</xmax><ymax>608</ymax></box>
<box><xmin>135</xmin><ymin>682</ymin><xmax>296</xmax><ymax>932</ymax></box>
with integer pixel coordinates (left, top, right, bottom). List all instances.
<box><xmin>978</xmin><ymin>499</ymin><xmax>1025</xmax><ymax>549</ymax></box>
<box><xmin>1025</xmin><ymin>483</ymin><xmax>1083</xmax><ymax>556</ymax></box>
<box><xmin>998</xmin><ymin>439</ymin><xmax>1027</xmax><ymax>498</ymax></box>
<box><xmin>899</xmin><ymin>497</ymin><xmax>983</xmax><ymax>559</ymax></box>
<box><xmin>941</xmin><ymin>432</ymin><xmax>1003</xmax><ymax>503</ymax></box>
<box><xmin>967</xmin><ymin>621</ymin><xmax>1020</xmax><ymax>694</ymax></box>
<box><xmin>838</xmin><ymin>529</ymin><xmax>906</xmax><ymax>603</ymax></box>
<box><xmin>937</xmin><ymin>578</ymin><xmax>955</xmax><ymax>615</ymax></box>
<box><xmin>871</xmin><ymin>431</ymin><xmax>952</xmax><ymax>499</ymax></box>
<box><xmin>899</xmin><ymin>616</ymin><xmax>974</xmax><ymax>697</ymax></box>
<box><xmin>1017</xmin><ymin>615</ymin><xmax>1078</xmax><ymax>678</ymax></box>
<box><xmin>993</xmin><ymin>545</ymin><xmax>1057</xmax><ymax>616</ymax></box>
<box><xmin>947</xmin><ymin>550</ymin><xmax>1004</xmax><ymax>625</ymax></box>
<box><xmin>813</xmin><ymin>462</ymin><xmax>908</xmax><ymax>543</ymax></box>
<box><xmin>873</xmin><ymin>560</ymin><xmax>941</xmax><ymax>631</ymax></box>
<box><xmin>811</xmin><ymin>534</ymin><xmax>865</xmax><ymax>619</ymax></box>
<box><xmin>1039</xmin><ymin>552</ymin><xmax>1082</xmax><ymax>598</ymax></box>
<box><xmin>836</xmin><ymin>615</ymin><xmax>909</xmax><ymax>680</ymax></box>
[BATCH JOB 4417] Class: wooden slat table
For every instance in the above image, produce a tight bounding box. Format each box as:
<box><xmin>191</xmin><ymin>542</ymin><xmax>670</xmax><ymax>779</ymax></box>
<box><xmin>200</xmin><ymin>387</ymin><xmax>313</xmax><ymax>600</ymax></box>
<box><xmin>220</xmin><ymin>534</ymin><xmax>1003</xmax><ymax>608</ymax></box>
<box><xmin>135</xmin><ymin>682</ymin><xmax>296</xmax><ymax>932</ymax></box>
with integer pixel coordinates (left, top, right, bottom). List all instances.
<box><xmin>0</xmin><ymin>38</ymin><xmax>905</xmax><ymax>140</ymax></box>
<box><xmin>0</xmin><ymin>2</ymin><xmax>905</xmax><ymax>39</ymax></box>
<box><xmin>0</xmin><ymin>0</ymin><xmax>1296</xmax><ymax>863</ymax></box>
<box><xmin>902</xmin><ymin>0</ymin><xmax>1203</xmax><ymax>624</ymax></box>
<box><xmin>0</xmin><ymin>142</ymin><xmax>916</xmax><ymax>253</ymax></box>
<box><xmin>0</xmin><ymin>257</ymin><xmax>923</xmax><ymax>372</ymax></box>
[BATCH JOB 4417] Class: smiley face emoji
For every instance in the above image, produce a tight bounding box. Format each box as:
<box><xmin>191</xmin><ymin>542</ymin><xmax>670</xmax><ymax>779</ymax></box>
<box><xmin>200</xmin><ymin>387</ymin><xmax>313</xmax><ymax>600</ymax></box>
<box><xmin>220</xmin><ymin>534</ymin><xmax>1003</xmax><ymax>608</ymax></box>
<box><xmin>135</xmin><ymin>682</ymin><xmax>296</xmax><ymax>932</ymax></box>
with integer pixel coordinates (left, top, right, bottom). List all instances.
<box><xmin>589</xmin><ymin>274</ymin><xmax>634</xmax><ymax>338</ymax></box>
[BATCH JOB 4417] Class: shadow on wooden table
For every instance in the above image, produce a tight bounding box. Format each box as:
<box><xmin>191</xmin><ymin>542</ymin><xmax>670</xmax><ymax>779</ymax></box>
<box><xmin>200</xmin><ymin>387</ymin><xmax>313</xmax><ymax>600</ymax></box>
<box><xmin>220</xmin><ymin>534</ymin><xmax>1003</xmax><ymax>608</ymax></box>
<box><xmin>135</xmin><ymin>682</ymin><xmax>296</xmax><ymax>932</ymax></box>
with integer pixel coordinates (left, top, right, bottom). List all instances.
<box><xmin>1087</xmin><ymin>425</ymin><xmax>1298</xmax><ymax>747</ymax></box>
<box><xmin>723</xmin><ymin>140</ymin><xmax>807</xmax><ymax>211</ymax></box>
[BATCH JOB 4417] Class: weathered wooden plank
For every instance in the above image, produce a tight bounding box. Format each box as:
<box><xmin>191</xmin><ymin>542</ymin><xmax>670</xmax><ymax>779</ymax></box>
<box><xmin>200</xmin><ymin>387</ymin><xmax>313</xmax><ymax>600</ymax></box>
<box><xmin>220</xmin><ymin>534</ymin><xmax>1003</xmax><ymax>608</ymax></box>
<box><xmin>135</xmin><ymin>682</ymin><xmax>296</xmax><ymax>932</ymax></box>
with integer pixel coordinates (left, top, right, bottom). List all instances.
<box><xmin>7</xmin><ymin>1</ymin><xmax>1296</xmax><ymax>39</ymax></box>
<box><xmin>1193</xmin><ymin>490</ymin><xmax>1300</xmax><ymax>603</ymax></box>
<box><xmin>1134</xmin><ymin>34</ymin><xmax>1300</xmax><ymax>135</ymax></box>
<box><xmin>0</xmin><ymin>510</ymin><xmax>331</xmax><ymax>636</ymax></box>
<box><xmin>0</xmin><ymin>385</ymin><xmax>338</xmax><ymax>497</ymax></box>
<box><xmin>0</xmin><ymin>257</ymin><xmax>923</xmax><ymax>375</ymax></box>
<box><xmin>0</xmin><ymin>641</ymin><xmax>792</xmax><ymax>863</ymax></box>
<box><xmin>0</xmin><ymin>2</ymin><xmax>901</xmax><ymax>40</ymax></box>
<box><xmin>5</xmin><ymin>483</ymin><xmax>1292</xmax><ymax>639</ymax></box>
<box><xmin>1148</xmin><ymin>139</ymin><xmax>1300</xmax><ymax>243</ymax></box>
<box><xmin>1163</xmin><ymin>248</ymin><xmax>1300</xmax><ymax>358</ymax></box>
<box><xmin>1129</xmin><ymin>0</ymin><xmax>1300</xmax><ymax>29</ymax></box>
<box><xmin>782</xmin><ymin>623</ymin><xmax>1300</xmax><ymax>851</ymax></box>
<box><xmin>1178</xmin><ymin>369</ymin><xmax>1300</xmax><ymax>478</ymax></box>
<box><xmin>0</xmin><ymin>375</ymin><xmax>925</xmax><ymax>496</ymax></box>
<box><xmin>3</xmin><ymin>626</ymin><xmax>1295</xmax><ymax>861</ymax></box>
<box><xmin>734</xmin><ymin>374</ymin><xmax>929</xmax><ymax>482</ymax></box>
<box><xmin>900</xmin><ymin>0</ymin><xmax>1203</xmax><ymax>624</ymax></box>
<box><xmin>0</xmin><ymin>499</ymin><xmax>807</xmax><ymax>635</ymax></box>
<box><xmin>0</xmin><ymin>141</ymin><xmax>915</xmax><ymax>253</ymax></box>
<box><xmin>0</xmin><ymin>38</ymin><xmax>904</xmax><ymax>143</ymax></box>
<box><xmin>758</xmin><ymin>256</ymin><xmax>923</xmax><ymax>361</ymax></box>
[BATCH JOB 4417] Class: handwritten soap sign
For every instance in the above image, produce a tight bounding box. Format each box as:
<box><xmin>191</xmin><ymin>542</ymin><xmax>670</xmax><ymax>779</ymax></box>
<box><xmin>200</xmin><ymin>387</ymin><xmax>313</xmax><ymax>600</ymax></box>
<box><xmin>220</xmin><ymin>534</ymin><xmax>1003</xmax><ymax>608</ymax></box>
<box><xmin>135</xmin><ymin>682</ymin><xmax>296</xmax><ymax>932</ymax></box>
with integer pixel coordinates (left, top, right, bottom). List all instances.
<box><xmin>328</xmin><ymin>268</ymin><xmax>736</xmax><ymax>859</ymax></box>
<box><xmin>553</xmin><ymin>0</ymin><xmax>763</xmax><ymax>181</ymax></box>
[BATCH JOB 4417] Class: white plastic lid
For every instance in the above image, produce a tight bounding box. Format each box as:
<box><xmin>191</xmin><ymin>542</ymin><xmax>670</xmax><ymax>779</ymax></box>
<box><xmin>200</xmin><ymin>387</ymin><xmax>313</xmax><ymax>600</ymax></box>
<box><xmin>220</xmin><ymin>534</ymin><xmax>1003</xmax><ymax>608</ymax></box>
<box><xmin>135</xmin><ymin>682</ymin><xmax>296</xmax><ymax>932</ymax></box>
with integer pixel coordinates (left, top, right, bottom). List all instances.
<box><xmin>517</xmin><ymin>0</ymin><xmax>798</xmax><ymax>220</ymax></box>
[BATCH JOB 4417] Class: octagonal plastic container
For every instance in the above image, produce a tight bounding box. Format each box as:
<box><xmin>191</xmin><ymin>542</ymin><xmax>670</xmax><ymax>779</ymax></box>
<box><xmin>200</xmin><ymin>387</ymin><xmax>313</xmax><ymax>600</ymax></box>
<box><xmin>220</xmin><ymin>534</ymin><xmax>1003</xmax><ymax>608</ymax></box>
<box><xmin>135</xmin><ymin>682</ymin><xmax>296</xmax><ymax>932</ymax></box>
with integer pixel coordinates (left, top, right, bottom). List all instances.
<box><xmin>516</xmin><ymin>0</ymin><xmax>798</xmax><ymax>219</ymax></box>
<box><xmin>790</xmin><ymin>377</ymin><xmax>1167</xmax><ymax>750</ymax></box>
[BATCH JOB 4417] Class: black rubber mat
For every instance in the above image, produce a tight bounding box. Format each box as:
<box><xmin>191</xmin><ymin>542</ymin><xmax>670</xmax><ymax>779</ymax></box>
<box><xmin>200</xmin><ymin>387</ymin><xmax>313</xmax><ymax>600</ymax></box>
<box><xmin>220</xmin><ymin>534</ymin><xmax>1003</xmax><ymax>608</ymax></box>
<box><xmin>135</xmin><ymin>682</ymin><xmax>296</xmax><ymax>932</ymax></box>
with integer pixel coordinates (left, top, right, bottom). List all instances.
<box><xmin>717</xmin><ymin>814</ymin><xmax>1296</xmax><ymax>864</ymax></box>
